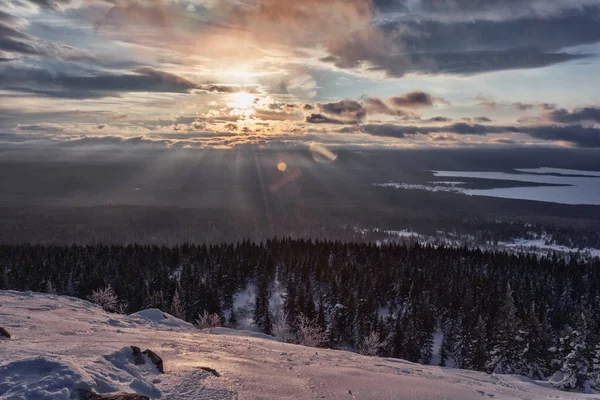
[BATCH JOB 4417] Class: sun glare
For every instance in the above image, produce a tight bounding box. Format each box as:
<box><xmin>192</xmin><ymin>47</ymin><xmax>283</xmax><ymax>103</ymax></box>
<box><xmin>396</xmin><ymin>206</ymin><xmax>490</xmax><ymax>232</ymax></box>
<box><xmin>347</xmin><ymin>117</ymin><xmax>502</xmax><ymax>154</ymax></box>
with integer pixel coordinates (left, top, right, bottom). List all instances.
<box><xmin>227</xmin><ymin>92</ymin><xmax>256</xmax><ymax>109</ymax></box>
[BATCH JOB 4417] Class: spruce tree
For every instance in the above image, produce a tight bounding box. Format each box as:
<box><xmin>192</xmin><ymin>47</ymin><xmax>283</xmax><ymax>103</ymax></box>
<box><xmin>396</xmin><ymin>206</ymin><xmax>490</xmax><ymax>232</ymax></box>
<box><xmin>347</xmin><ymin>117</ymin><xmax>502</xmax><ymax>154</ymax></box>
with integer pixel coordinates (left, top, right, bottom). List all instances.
<box><xmin>554</xmin><ymin>327</ymin><xmax>589</xmax><ymax>391</ymax></box>
<box><xmin>486</xmin><ymin>283</ymin><xmax>525</xmax><ymax>374</ymax></box>
<box><xmin>470</xmin><ymin>315</ymin><xmax>488</xmax><ymax>371</ymax></box>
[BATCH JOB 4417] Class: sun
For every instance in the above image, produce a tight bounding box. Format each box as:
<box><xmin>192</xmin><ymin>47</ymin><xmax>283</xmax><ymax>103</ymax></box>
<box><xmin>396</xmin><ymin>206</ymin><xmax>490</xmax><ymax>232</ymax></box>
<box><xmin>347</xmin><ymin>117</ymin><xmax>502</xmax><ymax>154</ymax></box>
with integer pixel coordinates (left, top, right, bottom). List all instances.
<box><xmin>227</xmin><ymin>92</ymin><xmax>256</xmax><ymax>109</ymax></box>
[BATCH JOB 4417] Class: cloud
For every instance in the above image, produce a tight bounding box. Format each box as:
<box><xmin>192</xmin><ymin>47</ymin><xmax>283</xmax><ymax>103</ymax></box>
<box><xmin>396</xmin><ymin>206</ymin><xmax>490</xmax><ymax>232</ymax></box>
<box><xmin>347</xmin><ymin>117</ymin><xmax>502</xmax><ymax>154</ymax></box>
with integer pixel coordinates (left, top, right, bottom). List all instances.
<box><xmin>548</xmin><ymin>107</ymin><xmax>600</xmax><ymax>124</ymax></box>
<box><xmin>316</xmin><ymin>100</ymin><xmax>367</xmax><ymax>122</ymax></box>
<box><xmin>305</xmin><ymin>113</ymin><xmax>347</xmax><ymax>124</ymax></box>
<box><xmin>342</xmin><ymin>120</ymin><xmax>600</xmax><ymax>148</ymax></box>
<box><xmin>524</xmin><ymin>124</ymin><xmax>600</xmax><ymax>148</ymax></box>
<box><xmin>0</xmin><ymin>10</ymin><xmax>95</xmax><ymax>61</ymax></box>
<box><xmin>474</xmin><ymin>117</ymin><xmax>493</xmax><ymax>123</ymax></box>
<box><xmin>476</xmin><ymin>96</ymin><xmax>497</xmax><ymax>109</ymax></box>
<box><xmin>0</xmin><ymin>65</ymin><xmax>246</xmax><ymax>98</ymax></box>
<box><xmin>26</xmin><ymin>0</ymin><xmax>72</xmax><ymax>9</ymax></box>
<box><xmin>428</xmin><ymin>116</ymin><xmax>453</xmax><ymax>123</ymax></box>
<box><xmin>512</xmin><ymin>102</ymin><xmax>534</xmax><ymax>111</ymax></box>
<box><xmin>319</xmin><ymin>4</ymin><xmax>600</xmax><ymax>76</ymax></box>
<box><xmin>196</xmin><ymin>84</ymin><xmax>261</xmax><ymax>94</ymax></box>
<box><xmin>540</xmin><ymin>103</ymin><xmax>557</xmax><ymax>111</ymax></box>
<box><xmin>305</xmin><ymin>91</ymin><xmax>445</xmax><ymax>124</ymax></box>
<box><xmin>389</xmin><ymin>91</ymin><xmax>445</xmax><ymax>108</ymax></box>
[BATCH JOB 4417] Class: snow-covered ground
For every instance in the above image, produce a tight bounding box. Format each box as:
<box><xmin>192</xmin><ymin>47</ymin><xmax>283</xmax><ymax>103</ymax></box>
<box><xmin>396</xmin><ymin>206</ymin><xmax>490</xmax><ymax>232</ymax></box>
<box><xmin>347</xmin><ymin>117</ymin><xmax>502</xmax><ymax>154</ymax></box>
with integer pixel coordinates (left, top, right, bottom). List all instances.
<box><xmin>358</xmin><ymin>226</ymin><xmax>600</xmax><ymax>260</ymax></box>
<box><xmin>373</xmin><ymin>182</ymin><xmax>466</xmax><ymax>194</ymax></box>
<box><xmin>499</xmin><ymin>238</ymin><xmax>600</xmax><ymax>258</ymax></box>
<box><xmin>2</xmin><ymin>291</ymin><xmax>599</xmax><ymax>400</ymax></box>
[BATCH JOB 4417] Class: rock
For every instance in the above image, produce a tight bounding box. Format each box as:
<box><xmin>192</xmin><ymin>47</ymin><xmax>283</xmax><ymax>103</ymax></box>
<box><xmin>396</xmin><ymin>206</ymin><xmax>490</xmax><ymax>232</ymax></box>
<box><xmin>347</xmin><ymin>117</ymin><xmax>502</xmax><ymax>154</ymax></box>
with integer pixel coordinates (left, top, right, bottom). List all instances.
<box><xmin>142</xmin><ymin>349</ymin><xmax>164</xmax><ymax>373</ymax></box>
<box><xmin>81</xmin><ymin>390</ymin><xmax>149</xmax><ymax>400</ymax></box>
<box><xmin>130</xmin><ymin>346</ymin><xmax>145</xmax><ymax>365</ymax></box>
<box><xmin>200</xmin><ymin>366</ymin><xmax>220</xmax><ymax>377</ymax></box>
<box><xmin>0</xmin><ymin>327</ymin><xmax>10</xmax><ymax>339</ymax></box>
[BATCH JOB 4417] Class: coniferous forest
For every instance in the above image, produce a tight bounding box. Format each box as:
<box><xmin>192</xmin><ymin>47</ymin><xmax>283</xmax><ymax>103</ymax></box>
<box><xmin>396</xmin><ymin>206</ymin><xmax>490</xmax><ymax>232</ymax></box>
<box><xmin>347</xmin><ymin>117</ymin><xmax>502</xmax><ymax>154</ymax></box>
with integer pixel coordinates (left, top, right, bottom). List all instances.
<box><xmin>1</xmin><ymin>239</ymin><xmax>600</xmax><ymax>391</ymax></box>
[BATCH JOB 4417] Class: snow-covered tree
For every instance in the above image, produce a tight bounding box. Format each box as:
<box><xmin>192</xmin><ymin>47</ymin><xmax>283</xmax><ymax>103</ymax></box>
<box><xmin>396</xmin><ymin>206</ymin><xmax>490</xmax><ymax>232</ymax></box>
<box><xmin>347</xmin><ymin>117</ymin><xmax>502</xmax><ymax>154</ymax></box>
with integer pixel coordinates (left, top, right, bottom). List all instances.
<box><xmin>469</xmin><ymin>315</ymin><xmax>488</xmax><ymax>371</ymax></box>
<box><xmin>272</xmin><ymin>310</ymin><xmax>293</xmax><ymax>343</ymax></box>
<box><xmin>359</xmin><ymin>331</ymin><xmax>383</xmax><ymax>356</ymax></box>
<box><xmin>45</xmin><ymin>280</ymin><xmax>56</xmax><ymax>295</ymax></box>
<box><xmin>486</xmin><ymin>284</ymin><xmax>525</xmax><ymax>374</ymax></box>
<box><xmin>552</xmin><ymin>327</ymin><xmax>589</xmax><ymax>391</ymax></box>
<box><xmin>521</xmin><ymin>302</ymin><xmax>550</xmax><ymax>379</ymax></box>
<box><xmin>297</xmin><ymin>314</ymin><xmax>325</xmax><ymax>348</ymax></box>
<box><xmin>195</xmin><ymin>311</ymin><xmax>221</xmax><ymax>332</ymax></box>
<box><xmin>170</xmin><ymin>288</ymin><xmax>184</xmax><ymax>319</ymax></box>
<box><xmin>591</xmin><ymin>343</ymin><xmax>600</xmax><ymax>392</ymax></box>
<box><xmin>88</xmin><ymin>286</ymin><xmax>119</xmax><ymax>312</ymax></box>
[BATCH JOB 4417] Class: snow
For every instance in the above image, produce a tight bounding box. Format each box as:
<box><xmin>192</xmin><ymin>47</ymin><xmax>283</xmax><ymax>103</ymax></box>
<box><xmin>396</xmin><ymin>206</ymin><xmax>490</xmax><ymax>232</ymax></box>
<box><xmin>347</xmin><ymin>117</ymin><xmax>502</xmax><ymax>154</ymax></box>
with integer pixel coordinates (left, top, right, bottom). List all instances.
<box><xmin>514</xmin><ymin>168</ymin><xmax>600</xmax><ymax>177</ymax></box>
<box><xmin>373</xmin><ymin>182</ymin><xmax>465</xmax><ymax>194</ymax></box>
<box><xmin>129</xmin><ymin>309</ymin><xmax>195</xmax><ymax>330</ymax></box>
<box><xmin>499</xmin><ymin>238</ymin><xmax>600</xmax><ymax>258</ymax></box>
<box><xmin>2</xmin><ymin>290</ymin><xmax>599</xmax><ymax>400</ymax></box>
<box><xmin>385</xmin><ymin>229</ymin><xmax>420</xmax><ymax>238</ymax></box>
<box><xmin>431</xmin><ymin>170</ymin><xmax>600</xmax><ymax>205</ymax></box>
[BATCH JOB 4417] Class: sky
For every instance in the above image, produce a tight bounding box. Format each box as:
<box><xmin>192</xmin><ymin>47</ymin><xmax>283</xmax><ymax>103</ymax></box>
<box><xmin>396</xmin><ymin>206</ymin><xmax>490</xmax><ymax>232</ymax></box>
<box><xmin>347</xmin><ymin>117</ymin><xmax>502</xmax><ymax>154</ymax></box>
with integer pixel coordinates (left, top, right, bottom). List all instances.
<box><xmin>1</xmin><ymin>0</ymin><xmax>600</xmax><ymax>150</ymax></box>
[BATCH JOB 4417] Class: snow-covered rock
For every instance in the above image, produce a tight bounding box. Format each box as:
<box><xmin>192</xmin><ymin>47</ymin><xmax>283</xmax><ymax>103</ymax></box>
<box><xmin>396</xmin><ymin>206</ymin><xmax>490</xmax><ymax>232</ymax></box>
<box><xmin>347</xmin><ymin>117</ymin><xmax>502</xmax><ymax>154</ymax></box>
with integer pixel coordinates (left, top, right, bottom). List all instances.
<box><xmin>1</xmin><ymin>290</ymin><xmax>599</xmax><ymax>400</ymax></box>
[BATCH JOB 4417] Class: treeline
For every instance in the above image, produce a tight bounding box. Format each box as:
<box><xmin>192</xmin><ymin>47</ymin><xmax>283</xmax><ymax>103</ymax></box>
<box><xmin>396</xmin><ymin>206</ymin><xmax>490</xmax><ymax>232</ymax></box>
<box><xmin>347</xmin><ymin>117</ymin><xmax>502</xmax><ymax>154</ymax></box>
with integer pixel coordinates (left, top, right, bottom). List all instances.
<box><xmin>1</xmin><ymin>239</ymin><xmax>599</xmax><ymax>391</ymax></box>
<box><xmin>1</xmin><ymin>206</ymin><xmax>598</xmax><ymax>251</ymax></box>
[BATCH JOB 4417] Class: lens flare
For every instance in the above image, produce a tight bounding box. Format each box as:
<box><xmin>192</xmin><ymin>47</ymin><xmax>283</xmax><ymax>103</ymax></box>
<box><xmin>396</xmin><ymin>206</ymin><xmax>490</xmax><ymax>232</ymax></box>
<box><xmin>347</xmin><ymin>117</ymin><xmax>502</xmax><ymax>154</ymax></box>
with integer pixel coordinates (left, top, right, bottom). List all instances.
<box><xmin>277</xmin><ymin>162</ymin><xmax>287</xmax><ymax>172</ymax></box>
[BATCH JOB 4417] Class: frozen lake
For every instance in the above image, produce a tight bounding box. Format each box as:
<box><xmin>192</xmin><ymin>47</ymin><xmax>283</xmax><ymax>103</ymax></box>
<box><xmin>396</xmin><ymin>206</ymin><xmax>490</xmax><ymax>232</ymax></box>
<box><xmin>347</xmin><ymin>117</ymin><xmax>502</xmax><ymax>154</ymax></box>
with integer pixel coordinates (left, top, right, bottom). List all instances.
<box><xmin>432</xmin><ymin>168</ymin><xmax>600</xmax><ymax>205</ymax></box>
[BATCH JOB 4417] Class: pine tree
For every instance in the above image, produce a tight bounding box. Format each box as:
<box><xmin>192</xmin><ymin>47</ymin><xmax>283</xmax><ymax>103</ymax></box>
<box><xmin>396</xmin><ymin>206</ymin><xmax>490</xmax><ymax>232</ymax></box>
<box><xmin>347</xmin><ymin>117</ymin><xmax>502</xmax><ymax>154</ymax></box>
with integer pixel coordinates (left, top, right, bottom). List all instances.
<box><xmin>392</xmin><ymin>316</ymin><xmax>405</xmax><ymax>359</ymax></box>
<box><xmin>469</xmin><ymin>316</ymin><xmax>487</xmax><ymax>371</ymax></box>
<box><xmin>591</xmin><ymin>343</ymin><xmax>600</xmax><ymax>391</ymax></box>
<box><xmin>486</xmin><ymin>284</ymin><xmax>525</xmax><ymax>374</ymax></box>
<box><xmin>521</xmin><ymin>302</ymin><xmax>549</xmax><ymax>379</ymax></box>
<box><xmin>554</xmin><ymin>327</ymin><xmax>589</xmax><ymax>391</ymax></box>
<box><xmin>228</xmin><ymin>310</ymin><xmax>238</xmax><ymax>328</ymax></box>
<box><xmin>439</xmin><ymin>335</ymin><xmax>449</xmax><ymax>367</ymax></box>
<box><xmin>254</xmin><ymin>277</ymin><xmax>272</xmax><ymax>334</ymax></box>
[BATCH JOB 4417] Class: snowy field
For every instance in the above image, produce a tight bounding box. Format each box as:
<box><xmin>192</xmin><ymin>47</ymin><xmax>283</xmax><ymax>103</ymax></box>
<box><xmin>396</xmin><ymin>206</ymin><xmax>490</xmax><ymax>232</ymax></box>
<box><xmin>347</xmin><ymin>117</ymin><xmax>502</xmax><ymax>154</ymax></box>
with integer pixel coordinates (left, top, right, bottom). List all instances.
<box><xmin>2</xmin><ymin>291</ymin><xmax>599</xmax><ymax>400</ymax></box>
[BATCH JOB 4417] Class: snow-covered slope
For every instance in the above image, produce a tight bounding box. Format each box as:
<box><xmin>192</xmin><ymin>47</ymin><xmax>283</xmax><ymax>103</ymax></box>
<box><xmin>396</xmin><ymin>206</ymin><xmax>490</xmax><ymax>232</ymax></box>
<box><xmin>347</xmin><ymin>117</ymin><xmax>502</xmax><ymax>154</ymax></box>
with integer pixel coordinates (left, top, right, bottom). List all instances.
<box><xmin>1</xmin><ymin>291</ymin><xmax>598</xmax><ymax>400</ymax></box>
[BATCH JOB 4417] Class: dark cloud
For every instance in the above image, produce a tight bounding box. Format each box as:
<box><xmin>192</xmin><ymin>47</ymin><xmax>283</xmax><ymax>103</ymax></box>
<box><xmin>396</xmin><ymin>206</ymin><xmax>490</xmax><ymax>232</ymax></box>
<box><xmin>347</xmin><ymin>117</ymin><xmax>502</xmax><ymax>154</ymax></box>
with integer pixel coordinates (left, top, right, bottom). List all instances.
<box><xmin>0</xmin><ymin>65</ymin><xmax>203</xmax><ymax>98</ymax></box>
<box><xmin>474</xmin><ymin>117</ymin><xmax>493</xmax><ymax>123</ymax></box>
<box><xmin>524</xmin><ymin>124</ymin><xmax>600</xmax><ymax>148</ymax></box>
<box><xmin>417</xmin><ymin>0</ymin><xmax>559</xmax><ymax>14</ymax></box>
<box><xmin>389</xmin><ymin>91</ymin><xmax>441</xmax><ymax>108</ymax></box>
<box><xmin>321</xmin><ymin>5</ymin><xmax>600</xmax><ymax>76</ymax></box>
<box><xmin>305</xmin><ymin>113</ymin><xmax>348</xmax><ymax>124</ymax></box>
<box><xmin>305</xmin><ymin>92</ymin><xmax>445</xmax><ymax>123</ymax></box>
<box><xmin>359</xmin><ymin>124</ymin><xmax>422</xmax><ymax>138</ymax></box>
<box><xmin>26</xmin><ymin>0</ymin><xmax>72</xmax><ymax>9</ymax></box>
<box><xmin>362</xmin><ymin>97</ymin><xmax>413</xmax><ymax>118</ymax></box>
<box><xmin>358</xmin><ymin>123</ymin><xmax>501</xmax><ymax>138</ymax></box>
<box><xmin>512</xmin><ymin>102</ymin><xmax>534</xmax><ymax>111</ymax></box>
<box><xmin>428</xmin><ymin>116</ymin><xmax>453</xmax><ymax>123</ymax></box>
<box><xmin>354</xmin><ymin>121</ymin><xmax>600</xmax><ymax>148</ymax></box>
<box><xmin>0</xmin><ymin>10</ymin><xmax>95</xmax><ymax>61</ymax></box>
<box><xmin>540</xmin><ymin>103</ymin><xmax>558</xmax><ymax>111</ymax></box>
<box><xmin>548</xmin><ymin>107</ymin><xmax>600</xmax><ymax>124</ymax></box>
<box><xmin>492</xmin><ymin>138</ymin><xmax>517</xmax><ymax>145</ymax></box>
<box><xmin>317</xmin><ymin>100</ymin><xmax>367</xmax><ymax>122</ymax></box>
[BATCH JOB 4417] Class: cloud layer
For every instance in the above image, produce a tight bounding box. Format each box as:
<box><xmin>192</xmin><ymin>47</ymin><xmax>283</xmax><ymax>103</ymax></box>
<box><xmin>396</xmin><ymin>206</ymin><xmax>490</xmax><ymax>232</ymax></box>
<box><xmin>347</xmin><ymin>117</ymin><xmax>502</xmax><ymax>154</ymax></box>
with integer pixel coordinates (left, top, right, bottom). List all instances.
<box><xmin>0</xmin><ymin>0</ymin><xmax>599</xmax><ymax>150</ymax></box>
